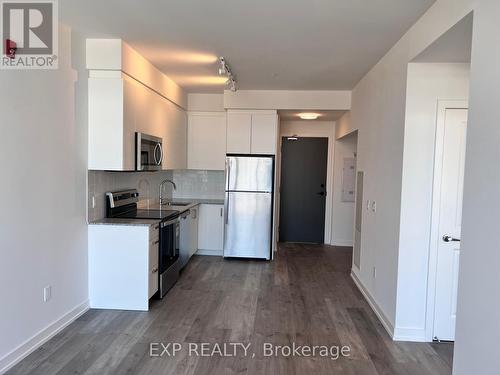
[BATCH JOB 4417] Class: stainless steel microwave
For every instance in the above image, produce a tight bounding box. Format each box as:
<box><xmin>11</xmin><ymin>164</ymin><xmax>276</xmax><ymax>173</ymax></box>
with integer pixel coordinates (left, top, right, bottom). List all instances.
<box><xmin>136</xmin><ymin>132</ymin><xmax>163</xmax><ymax>171</ymax></box>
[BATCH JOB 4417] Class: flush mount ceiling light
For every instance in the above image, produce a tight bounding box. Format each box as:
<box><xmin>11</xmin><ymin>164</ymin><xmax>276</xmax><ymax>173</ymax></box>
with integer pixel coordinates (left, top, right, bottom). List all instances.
<box><xmin>298</xmin><ymin>113</ymin><xmax>320</xmax><ymax>120</ymax></box>
<box><xmin>218</xmin><ymin>56</ymin><xmax>237</xmax><ymax>92</ymax></box>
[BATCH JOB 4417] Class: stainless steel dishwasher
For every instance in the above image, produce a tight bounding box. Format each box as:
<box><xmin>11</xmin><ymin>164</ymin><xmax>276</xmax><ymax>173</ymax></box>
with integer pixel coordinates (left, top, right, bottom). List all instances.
<box><xmin>178</xmin><ymin>210</ymin><xmax>191</xmax><ymax>270</ymax></box>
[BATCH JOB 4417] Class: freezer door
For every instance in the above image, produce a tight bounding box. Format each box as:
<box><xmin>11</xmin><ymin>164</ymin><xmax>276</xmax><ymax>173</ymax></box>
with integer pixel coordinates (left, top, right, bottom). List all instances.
<box><xmin>226</xmin><ymin>156</ymin><xmax>273</xmax><ymax>192</ymax></box>
<box><xmin>224</xmin><ymin>191</ymin><xmax>272</xmax><ymax>259</ymax></box>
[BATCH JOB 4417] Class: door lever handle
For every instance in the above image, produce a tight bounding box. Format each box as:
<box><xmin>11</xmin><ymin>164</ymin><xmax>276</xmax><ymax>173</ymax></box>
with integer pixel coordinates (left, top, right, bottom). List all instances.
<box><xmin>443</xmin><ymin>235</ymin><xmax>460</xmax><ymax>243</ymax></box>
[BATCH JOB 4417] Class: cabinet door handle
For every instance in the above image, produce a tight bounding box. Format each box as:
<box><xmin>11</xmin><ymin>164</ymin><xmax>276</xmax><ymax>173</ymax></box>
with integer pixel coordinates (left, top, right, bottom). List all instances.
<box><xmin>220</xmin><ymin>207</ymin><xmax>223</xmax><ymax>217</ymax></box>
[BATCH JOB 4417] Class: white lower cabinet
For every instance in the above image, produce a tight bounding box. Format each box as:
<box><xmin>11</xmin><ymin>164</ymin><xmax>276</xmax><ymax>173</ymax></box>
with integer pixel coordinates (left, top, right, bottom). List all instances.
<box><xmin>197</xmin><ymin>204</ymin><xmax>225</xmax><ymax>255</ymax></box>
<box><xmin>89</xmin><ymin>223</ymin><xmax>159</xmax><ymax>311</ymax></box>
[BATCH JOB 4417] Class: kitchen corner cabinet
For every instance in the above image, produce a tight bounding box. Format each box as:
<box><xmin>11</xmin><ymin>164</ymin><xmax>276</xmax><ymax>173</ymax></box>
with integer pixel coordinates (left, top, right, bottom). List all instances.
<box><xmin>226</xmin><ymin>110</ymin><xmax>278</xmax><ymax>155</ymax></box>
<box><xmin>88</xmin><ymin>223</ymin><xmax>160</xmax><ymax>311</ymax></box>
<box><xmin>88</xmin><ymin>73</ymin><xmax>187</xmax><ymax>171</ymax></box>
<box><xmin>197</xmin><ymin>204</ymin><xmax>225</xmax><ymax>255</ymax></box>
<box><xmin>187</xmin><ymin>112</ymin><xmax>227</xmax><ymax>170</ymax></box>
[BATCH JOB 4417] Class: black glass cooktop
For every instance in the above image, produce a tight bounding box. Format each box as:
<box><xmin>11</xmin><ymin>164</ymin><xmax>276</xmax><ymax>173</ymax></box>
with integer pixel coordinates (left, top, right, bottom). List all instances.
<box><xmin>113</xmin><ymin>209</ymin><xmax>179</xmax><ymax>221</ymax></box>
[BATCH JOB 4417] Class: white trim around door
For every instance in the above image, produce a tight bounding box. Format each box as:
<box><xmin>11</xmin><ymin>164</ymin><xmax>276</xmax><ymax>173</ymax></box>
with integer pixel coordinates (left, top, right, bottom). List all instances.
<box><xmin>425</xmin><ymin>100</ymin><xmax>468</xmax><ymax>342</ymax></box>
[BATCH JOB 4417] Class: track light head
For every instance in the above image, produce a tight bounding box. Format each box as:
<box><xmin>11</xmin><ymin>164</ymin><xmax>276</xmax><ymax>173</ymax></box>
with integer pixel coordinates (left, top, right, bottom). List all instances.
<box><xmin>218</xmin><ymin>56</ymin><xmax>237</xmax><ymax>91</ymax></box>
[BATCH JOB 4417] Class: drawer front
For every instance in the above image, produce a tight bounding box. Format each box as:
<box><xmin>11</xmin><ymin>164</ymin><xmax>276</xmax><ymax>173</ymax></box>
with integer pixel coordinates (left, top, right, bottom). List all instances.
<box><xmin>148</xmin><ymin>240</ymin><xmax>159</xmax><ymax>298</ymax></box>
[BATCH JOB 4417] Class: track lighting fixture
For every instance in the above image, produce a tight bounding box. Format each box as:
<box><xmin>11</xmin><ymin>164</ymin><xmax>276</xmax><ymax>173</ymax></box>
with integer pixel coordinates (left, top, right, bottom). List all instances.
<box><xmin>218</xmin><ymin>56</ymin><xmax>237</xmax><ymax>92</ymax></box>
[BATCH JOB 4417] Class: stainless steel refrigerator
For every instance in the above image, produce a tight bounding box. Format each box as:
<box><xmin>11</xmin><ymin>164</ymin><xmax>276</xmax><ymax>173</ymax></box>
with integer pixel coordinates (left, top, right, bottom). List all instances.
<box><xmin>224</xmin><ymin>155</ymin><xmax>274</xmax><ymax>260</ymax></box>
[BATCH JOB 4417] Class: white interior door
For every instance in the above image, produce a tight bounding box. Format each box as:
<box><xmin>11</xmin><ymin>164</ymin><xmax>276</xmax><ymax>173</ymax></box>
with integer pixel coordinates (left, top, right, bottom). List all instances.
<box><xmin>433</xmin><ymin>108</ymin><xmax>468</xmax><ymax>341</ymax></box>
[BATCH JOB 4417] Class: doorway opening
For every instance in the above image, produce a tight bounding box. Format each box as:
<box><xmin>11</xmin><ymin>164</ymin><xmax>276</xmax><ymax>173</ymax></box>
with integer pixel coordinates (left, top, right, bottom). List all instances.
<box><xmin>394</xmin><ymin>12</ymin><xmax>473</xmax><ymax>351</ymax></box>
<box><xmin>276</xmin><ymin>111</ymin><xmax>346</xmax><ymax>245</ymax></box>
<box><xmin>431</xmin><ymin>103</ymin><xmax>468</xmax><ymax>341</ymax></box>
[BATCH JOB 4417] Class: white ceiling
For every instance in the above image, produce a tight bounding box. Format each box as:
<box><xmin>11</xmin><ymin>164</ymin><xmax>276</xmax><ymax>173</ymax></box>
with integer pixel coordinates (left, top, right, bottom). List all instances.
<box><xmin>61</xmin><ymin>0</ymin><xmax>436</xmax><ymax>93</ymax></box>
<box><xmin>279</xmin><ymin>110</ymin><xmax>346</xmax><ymax>122</ymax></box>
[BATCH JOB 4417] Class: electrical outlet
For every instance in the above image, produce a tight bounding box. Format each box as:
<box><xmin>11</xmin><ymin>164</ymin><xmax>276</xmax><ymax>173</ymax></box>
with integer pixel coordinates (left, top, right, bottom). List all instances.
<box><xmin>43</xmin><ymin>285</ymin><xmax>52</xmax><ymax>302</ymax></box>
<box><xmin>371</xmin><ymin>200</ymin><xmax>377</xmax><ymax>213</ymax></box>
<box><xmin>367</xmin><ymin>200</ymin><xmax>371</xmax><ymax>210</ymax></box>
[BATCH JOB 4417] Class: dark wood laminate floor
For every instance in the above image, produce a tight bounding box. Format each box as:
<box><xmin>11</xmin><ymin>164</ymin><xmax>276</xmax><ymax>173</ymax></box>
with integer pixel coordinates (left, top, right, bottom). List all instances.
<box><xmin>7</xmin><ymin>244</ymin><xmax>453</xmax><ymax>375</ymax></box>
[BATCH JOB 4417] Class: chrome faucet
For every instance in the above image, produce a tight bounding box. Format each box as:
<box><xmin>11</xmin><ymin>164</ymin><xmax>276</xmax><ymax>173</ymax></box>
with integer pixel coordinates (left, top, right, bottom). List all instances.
<box><xmin>159</xmin><ymin>179</ymin><xmax>176</xmax><ymax>205</ymax></box>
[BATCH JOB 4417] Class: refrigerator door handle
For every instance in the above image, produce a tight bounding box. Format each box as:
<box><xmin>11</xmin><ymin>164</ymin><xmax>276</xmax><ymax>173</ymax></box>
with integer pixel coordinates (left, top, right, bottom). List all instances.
<box><xmin>225</xmin><ymin>158</ymin><xmax>231</xmax><ymax>191</ymax></box>
<box><xmin>224</xmin><ymin>194</ymin><xmax>229</xmax><ymax>224</ymax></box>
<box><xmin>225</xmin><ymin>158</ymin><xmax>231</xmax><ymax>224</ymax></box>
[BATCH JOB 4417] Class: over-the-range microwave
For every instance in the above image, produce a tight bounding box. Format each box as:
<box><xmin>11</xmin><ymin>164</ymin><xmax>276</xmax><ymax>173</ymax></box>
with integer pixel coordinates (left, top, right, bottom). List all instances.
<box><xmin>136</xmin><ymin>132</ymin><xmax>163</xmax><ymax>171</ymax></box>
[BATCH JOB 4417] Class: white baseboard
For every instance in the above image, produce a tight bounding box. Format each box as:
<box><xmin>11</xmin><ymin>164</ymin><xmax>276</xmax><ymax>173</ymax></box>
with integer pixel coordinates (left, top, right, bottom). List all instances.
<box><xmin>393</xmin><ymin>326</ymin><xmax>427</xmax><ymax>342</ymax></box>
<box><xmin>0</xmin><ymin>300</ymin><xmax>90</xmax><ymax>374</ymax></box>
<box><xmin>330</xmin><ymin>239</ymin><xmax>354</xmax><ymax>247</ymax></box>
<box><xmin>195</xmin><ymin>249</ymin><xmax>223</xmax><ymax>256</ymax></box>
<box><xmin>350</xmin><ymin>271</ymin><xmax>395</xmax><ymax>338</ymax></box>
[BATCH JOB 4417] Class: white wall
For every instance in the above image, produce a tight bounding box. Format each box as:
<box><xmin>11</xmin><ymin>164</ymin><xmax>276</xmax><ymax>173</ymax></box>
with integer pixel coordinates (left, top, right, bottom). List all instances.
<box><xmin>187</xmin><ymin>93</ymin><xmax>224</xmax><ymax>112</ymax></box>
<box><xmin>335</xmin><ymin>112</ymin><xmax>356</xmax><ymax>139</ymax></box>
<box><xmin>331</xmin><ymin>133</ymin><xmax>358</xmax><ymax>247</ymax></box>
<box><xmin>86</xmin><ymin>39</ymin><xmax>187</xmax><ymax>109</ymax></box>
<box><xmin>454</xmin><ymin>0</ymin><xmax>500</xmax><ymax>373</ymax></box>
<box><xmin>349</xmin><ymin>0</ymin><xmax>474</xmax><ymax>333</ymax></box>
<box><xmin>279</xmin><ymin>120</ymin><xmax>335</xmax><ymax>244</ymax></box>
<box><xmin>224</xmin><ymin>90</ymin><xmax>351</xmax><ymax>110</ymax></box>
<box><xmin>395</xmin><ymin>63</ymin><xmax>470</xmax><ymax>341</ymax></box>
<box><xmin>0</xmin><ymin>25</ymin><xmax>89</xmax><ymax>372</ymax></box>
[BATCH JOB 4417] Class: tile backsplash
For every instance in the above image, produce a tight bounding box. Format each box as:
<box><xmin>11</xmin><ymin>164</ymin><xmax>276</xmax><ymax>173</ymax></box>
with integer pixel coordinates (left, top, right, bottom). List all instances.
<box><xmin>172</xmin><ymin>170</ymin><xmax>225</xmax><ymax>200</ymax></box>
<box><xmin>87</xmin><ymin>169</ymin><xmax>225</xmax><ymax>222</ymax></box>
<box><xmin>87</xmin><ymin>170</ymin><xmax>173</xmax><ymax>222</ymax></box>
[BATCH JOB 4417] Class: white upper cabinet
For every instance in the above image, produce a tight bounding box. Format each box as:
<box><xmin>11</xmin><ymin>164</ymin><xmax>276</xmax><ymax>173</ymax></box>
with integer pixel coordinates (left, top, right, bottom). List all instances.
<box><xmin>226</xmin><ymin>112</ymin><xmax>251</xmax><ymax>154</ymax></box>
<box><xmin>88</xmin><ymin>74</ymin><xmax>137</xmax><ymax>171</ymax></box>
<box><xmin>226</xmin><ymin>110</ymin><xmax>278</xmax><ymax>155</ymax></box>
<box><xmin>86</xmin><ymin>39</ymin><xmax>187</xmax><ymax>171</ymax></box>
<box><xmin>251</xmin><ymin>113</ymin><xmax>278</xmax><ymax>154</ymax></box>
<box><xmin>187</xmin><ymin>112</ymin><xmax>227</xmax><ymax>170</ymax></box>
<box><xmin>162</xmin><ymin>96</ymin><xmax>188</xmax><ymax>170</ymax></box>
<box><xmin>88</xmin><ymin>73</ymin><xmax>187</xmax><ymax>171</ymax></box>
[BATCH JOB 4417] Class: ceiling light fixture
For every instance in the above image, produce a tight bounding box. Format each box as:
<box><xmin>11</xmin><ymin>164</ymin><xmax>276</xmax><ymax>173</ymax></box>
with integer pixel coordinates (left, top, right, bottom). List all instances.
<box><xmin>298</xmin><ymin>113</ymin><xmax>320</xmax><ymax>120</ymax></box>
<box><xmin>218</xmin><ymin>57</ymin><xmax>237</xmax><ymax>92</ymax></box>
